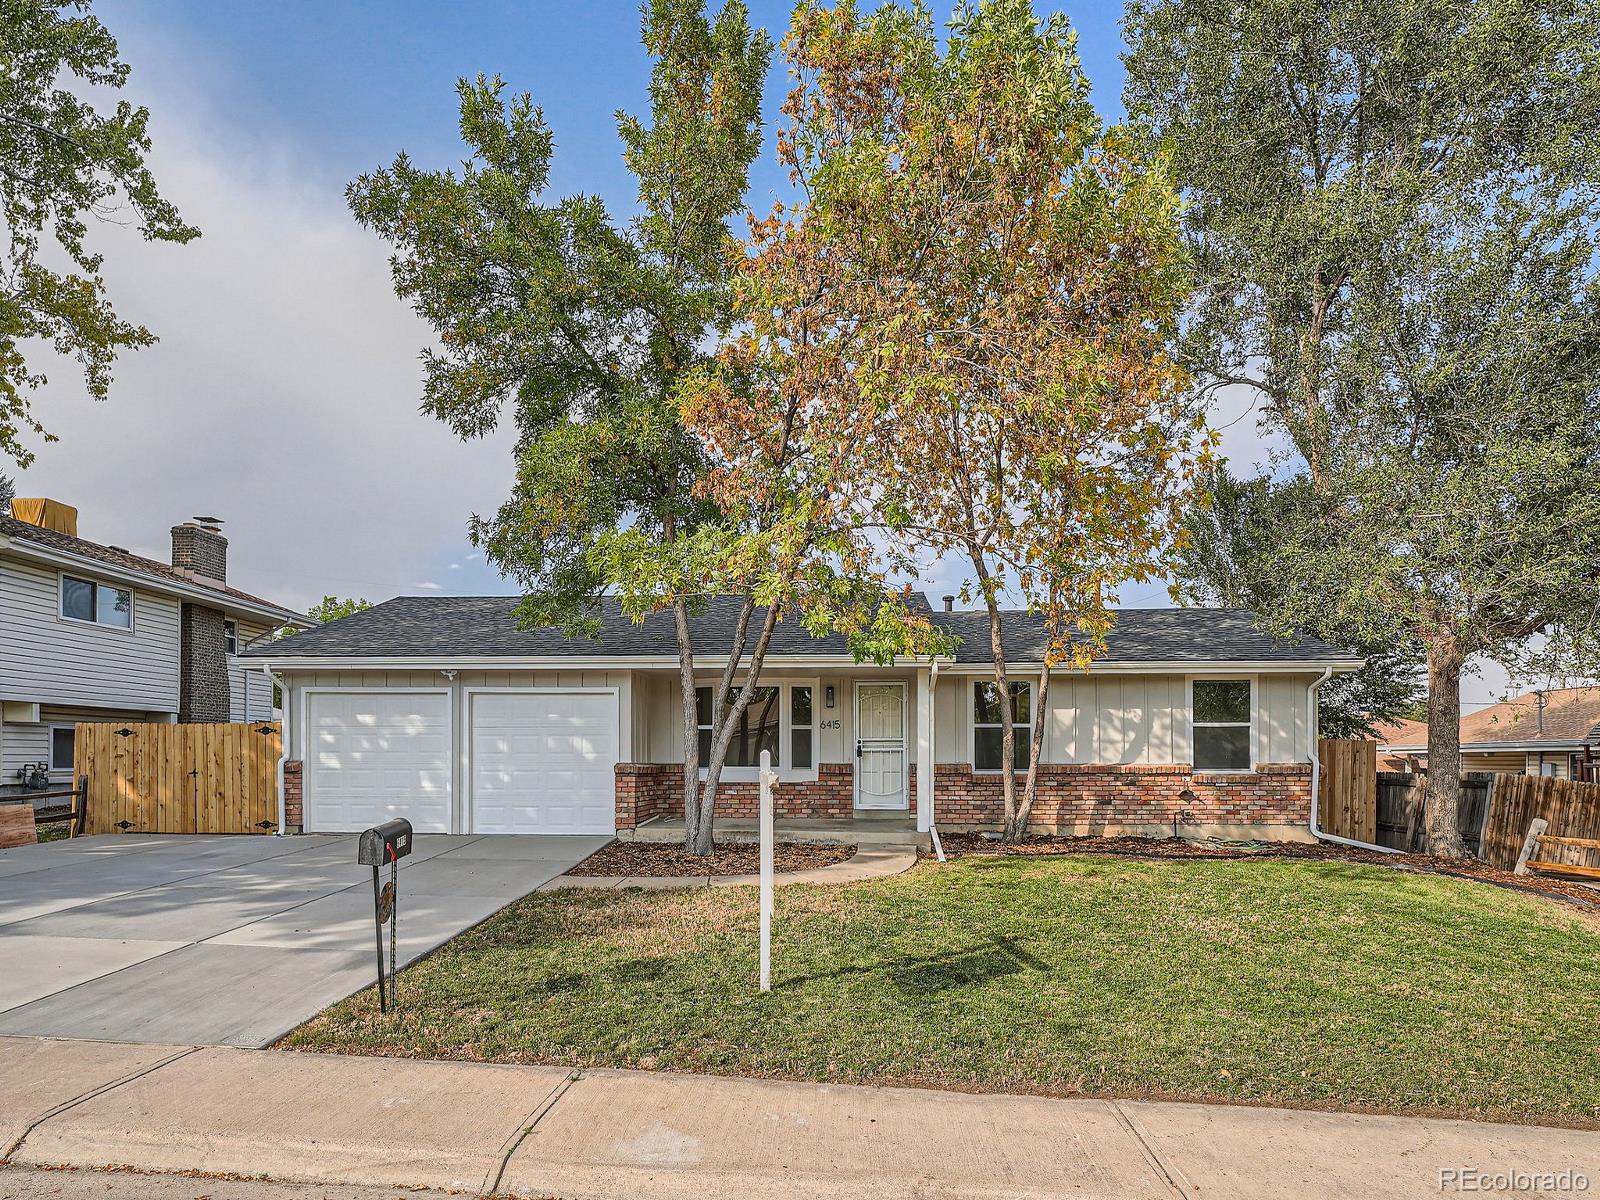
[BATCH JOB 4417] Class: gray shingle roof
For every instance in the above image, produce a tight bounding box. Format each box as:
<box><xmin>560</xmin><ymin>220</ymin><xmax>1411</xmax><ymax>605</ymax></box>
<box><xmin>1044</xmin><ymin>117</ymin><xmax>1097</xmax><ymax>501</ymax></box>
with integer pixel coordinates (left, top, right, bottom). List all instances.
<box><xmin>247</xmin><ymin>594</ymin><xmax>1357</xmax><ymax>665</ymax></box>
<box><xmin>1</xmin><ymin>515</ymin><xmax>301</xmax><ymax>621</ymax></box>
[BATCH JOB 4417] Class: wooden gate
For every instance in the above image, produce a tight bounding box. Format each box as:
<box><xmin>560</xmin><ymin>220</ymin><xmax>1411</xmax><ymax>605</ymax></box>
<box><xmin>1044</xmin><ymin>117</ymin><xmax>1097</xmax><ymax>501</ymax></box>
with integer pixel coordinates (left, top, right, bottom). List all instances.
<box><xmin>75</xmin><ymin>722</ymin><xmax>281</xmax><ymax>835</ymax></box>
<box><xmin>1318</xmin><ymin>738</ymin><xmax>1377</xmax><ymax>843</ymax></box>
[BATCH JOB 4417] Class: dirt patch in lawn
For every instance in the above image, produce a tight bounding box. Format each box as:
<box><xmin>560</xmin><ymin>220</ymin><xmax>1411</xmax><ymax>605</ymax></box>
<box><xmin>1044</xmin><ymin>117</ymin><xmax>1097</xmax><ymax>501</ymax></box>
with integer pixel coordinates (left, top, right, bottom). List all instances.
<box><xmin>569</xmin><ymin>840</ymin><xmax>857</xmax><ymax>877</ymax></box>
<box><xmin>931</xmin><ymin>832</ymin><xmax>1600</xmax><ymax>911</ymax></box>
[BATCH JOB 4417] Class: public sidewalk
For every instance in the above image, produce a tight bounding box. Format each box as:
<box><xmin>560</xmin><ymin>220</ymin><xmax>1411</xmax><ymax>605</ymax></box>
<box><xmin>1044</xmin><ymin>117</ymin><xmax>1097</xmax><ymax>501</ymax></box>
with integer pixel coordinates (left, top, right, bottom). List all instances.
<box><xmin>2</xmin><ymin>1035</ymin><xmax>1595</xmax><ymax>1200</ymax></box>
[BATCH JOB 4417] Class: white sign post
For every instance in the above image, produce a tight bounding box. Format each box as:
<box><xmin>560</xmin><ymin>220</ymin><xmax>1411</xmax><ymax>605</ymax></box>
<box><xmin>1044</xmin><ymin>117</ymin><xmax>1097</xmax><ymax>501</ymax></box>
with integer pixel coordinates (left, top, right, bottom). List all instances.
<box><xmin>758</xmin><ymin>748</ymin><xmax>775</xmax><ymax>992</ymax></box>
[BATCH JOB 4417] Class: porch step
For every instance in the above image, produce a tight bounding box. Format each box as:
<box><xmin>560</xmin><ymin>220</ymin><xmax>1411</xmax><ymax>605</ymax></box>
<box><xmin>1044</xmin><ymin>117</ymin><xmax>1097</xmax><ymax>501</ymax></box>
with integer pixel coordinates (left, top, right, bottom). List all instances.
<box><xmin>622</xmin><ymin>816</ymin><xmax>928</xmax><ymax>850</ymax></box>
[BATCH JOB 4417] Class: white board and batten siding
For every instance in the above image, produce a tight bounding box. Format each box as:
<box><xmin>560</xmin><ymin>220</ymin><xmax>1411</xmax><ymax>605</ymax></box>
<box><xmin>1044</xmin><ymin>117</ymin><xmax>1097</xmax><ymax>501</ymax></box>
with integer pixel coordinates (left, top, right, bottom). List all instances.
<box><xmin>933</xmin><ymin>671</ymin><xmax>1316</xmax><ymax>767</ymax></box>
<box><xmin>0</xmin><ymin>554</ymin><xmax>181</xmax><ymax>712</ymax></box>
<box><xmin>286</xmin><ymin>668</ymin><xmax>630</xmax><ymax>834</ymax></box>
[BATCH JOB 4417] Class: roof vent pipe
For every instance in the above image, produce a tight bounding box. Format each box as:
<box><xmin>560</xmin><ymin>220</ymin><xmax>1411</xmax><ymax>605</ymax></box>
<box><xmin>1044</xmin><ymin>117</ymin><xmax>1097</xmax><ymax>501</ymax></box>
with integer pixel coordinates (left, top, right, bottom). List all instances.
<box><xmin>942</xmin><ymin>595</ymin><xmax>954</xmax><ymax>612</ymax></box>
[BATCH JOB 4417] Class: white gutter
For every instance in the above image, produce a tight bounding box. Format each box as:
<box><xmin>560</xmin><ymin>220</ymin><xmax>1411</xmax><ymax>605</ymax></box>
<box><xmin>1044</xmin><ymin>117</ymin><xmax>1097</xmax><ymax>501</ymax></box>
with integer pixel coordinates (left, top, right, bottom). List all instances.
<box><xmin>246</xmin><ymin>653</ymin><xmax>1365</xmax><ymax>674</ymax></box>
<box><xmin>1306</xmin><ymin>666</ymin><xmax>1400</xmax><ymax>854</ymax></box>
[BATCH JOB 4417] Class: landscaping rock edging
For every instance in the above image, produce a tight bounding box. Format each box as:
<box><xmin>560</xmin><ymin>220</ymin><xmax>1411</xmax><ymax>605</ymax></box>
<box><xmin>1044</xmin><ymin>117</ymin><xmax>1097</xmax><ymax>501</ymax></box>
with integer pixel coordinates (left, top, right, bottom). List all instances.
<box><xmin>538</xmin><ymin>844</ymin><xmax>918</xmax><ymax>891</ymax></box>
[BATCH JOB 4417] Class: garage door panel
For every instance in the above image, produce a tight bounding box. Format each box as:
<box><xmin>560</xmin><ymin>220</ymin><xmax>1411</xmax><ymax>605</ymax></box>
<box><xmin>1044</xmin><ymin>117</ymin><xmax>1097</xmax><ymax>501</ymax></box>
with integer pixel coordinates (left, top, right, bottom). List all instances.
<box><xmin>305</xmin><ymin>692</ymin><xmax>452</xmax><ymax>834</ymax></box>
<box><xmin>470</xmin><ymin>692</ymin><xmax>617</xmax><ymax>835</ymax></box>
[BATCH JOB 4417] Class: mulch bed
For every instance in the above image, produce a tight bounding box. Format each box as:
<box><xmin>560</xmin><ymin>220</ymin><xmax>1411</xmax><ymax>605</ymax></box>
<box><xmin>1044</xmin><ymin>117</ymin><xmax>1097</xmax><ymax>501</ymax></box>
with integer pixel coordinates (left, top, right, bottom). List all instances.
<box><xmin>931</xmin><ymin>831</ymin><xmax>1600</xmax><ymax>911</ymax></box>
<box><xmin>569</xmin><ymin>839</ymin><xmax>857</xmax><ymax>877</ymax></box>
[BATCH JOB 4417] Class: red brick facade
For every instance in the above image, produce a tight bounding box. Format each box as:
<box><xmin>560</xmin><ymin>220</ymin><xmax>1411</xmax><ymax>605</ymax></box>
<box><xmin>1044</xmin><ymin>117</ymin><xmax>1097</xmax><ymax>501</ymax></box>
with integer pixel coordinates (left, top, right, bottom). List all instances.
<box><xmin>931</xmin><ymin>762</ymin><xmax>1311</xmax><ymax>833</ymax></box>
<box><xmin>283</xmin><ymin>759</ymin><xmax>303</xmax><ymax>831</ymax></box>
<box><xmin>613</xmin><ymin>759</ymin><xmax>1308</xmax><ymax>834</ymax></box>
<box><xmin>615</xmin><ymin>761</ymin><xmax>864</xmax><ymax>828</ymax></box>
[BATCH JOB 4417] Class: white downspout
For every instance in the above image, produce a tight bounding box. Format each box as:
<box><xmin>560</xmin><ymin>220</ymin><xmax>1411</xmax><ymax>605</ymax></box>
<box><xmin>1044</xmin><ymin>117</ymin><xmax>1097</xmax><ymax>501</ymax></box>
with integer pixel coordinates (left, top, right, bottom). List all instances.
<box><xmin>263</xmin><ymin>662</ymin><xmax>287</xmax><ymax>837</ymax></box>
<box><xmin>1306</xmin><ymin>666</ymin><xmax>1400</xmax><ymax>854</ymax></box>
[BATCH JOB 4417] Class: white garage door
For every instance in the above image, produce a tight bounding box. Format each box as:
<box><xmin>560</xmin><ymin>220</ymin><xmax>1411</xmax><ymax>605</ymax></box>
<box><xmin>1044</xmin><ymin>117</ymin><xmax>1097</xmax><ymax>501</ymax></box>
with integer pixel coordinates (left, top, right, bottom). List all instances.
<box><xmin>305</xmin><ymin>691</ymin><xmax>452</xmax><ymax>833</ymax></box>
<box><xmin>470</xmin><ymin>691</ymin><xmax>618</xmax><ymax>835</ymax></box>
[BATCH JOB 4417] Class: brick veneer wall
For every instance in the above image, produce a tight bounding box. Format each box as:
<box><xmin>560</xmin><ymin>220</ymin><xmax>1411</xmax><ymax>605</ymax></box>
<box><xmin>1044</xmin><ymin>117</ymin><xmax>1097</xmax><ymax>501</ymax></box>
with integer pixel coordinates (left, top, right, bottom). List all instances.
<box><xmin>283</xmin><ymin>759</ymin><xmax>303</xmax><ymax>831</ymax></box>
<box><xmin>614</xmin><ymin>761</ymin><xmax>861</xmax><ymax>828</ymax></box>
<box><xmin>933</xmin><ymin>762</ymin><xmax>1312</xmax><ymax>834</ymax></box>
<box><xmin>178</xmin><ymin>602</ymin><xmax>230</xmax><ymax>722</ymax></box>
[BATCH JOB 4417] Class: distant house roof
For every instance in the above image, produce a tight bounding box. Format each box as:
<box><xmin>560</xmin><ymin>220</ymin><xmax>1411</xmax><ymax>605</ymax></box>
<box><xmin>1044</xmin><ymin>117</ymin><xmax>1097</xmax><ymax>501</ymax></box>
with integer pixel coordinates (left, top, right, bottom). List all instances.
<box><xmin>0</xmin><ymin>514</ymin><xmax>302</xmax><ymax>625</ymax></box>
<box><xmin>1378</xmin><ymin>687</ymin><xmax>1600</xmax><ymax>750</ymax></box>
<box><xmin>247</xmin><ymin>594</ymin><xmax>1360</xmax><ymax>667</ymax></box>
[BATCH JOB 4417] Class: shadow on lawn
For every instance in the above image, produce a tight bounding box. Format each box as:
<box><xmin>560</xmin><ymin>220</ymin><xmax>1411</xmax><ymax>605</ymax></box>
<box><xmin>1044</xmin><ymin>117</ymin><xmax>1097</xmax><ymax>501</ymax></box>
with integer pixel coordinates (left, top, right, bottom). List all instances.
<box><xmin>783</xmin><ymin>934</ymin><xmax>1051</xmax><ymax>995</ymax></box>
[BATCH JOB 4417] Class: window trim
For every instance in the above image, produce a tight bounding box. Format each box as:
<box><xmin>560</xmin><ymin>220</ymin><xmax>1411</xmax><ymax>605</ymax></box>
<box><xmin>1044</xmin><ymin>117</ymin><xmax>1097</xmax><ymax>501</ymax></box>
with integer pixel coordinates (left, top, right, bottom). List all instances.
<box><xmin>969</xmin><ymin>678</ymin><xmax>1035</xmax><ymax>775</ymax></box>
<box><xmin>57</xmin><ymin>571</ymin><xmax>135</xmax><ymax>633</ymax></box>
<box><xmin>47</xmin><ymin>723</ymin><xmax>77</xmax><ymax>776</ymax></box>
<box><xmin>695</xmin><ymin>678</ymin><xmax>820</xmax><ymax>783</ymax></box>
<box><xmin>1188</xmin><ymin>674</ymin><xmax>1258</xmax><ymax>775</ymax></box>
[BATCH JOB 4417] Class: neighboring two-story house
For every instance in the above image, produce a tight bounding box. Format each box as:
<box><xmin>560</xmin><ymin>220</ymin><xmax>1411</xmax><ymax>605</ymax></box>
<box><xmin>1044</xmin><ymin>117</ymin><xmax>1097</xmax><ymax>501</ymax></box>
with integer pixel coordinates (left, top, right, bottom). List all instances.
<box><xmin>1</xmin><ymin>499</ymin><xmax>303</xmax><ymax>788</ymax></box>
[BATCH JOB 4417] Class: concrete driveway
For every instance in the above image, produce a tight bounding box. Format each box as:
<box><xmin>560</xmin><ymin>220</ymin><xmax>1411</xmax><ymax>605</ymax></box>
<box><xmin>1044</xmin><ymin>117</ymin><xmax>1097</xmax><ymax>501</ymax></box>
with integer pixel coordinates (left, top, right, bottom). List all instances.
<box><xmin>0</xmin><ymin>832</ymin><xmax>605</xmax><ymax>1047</ymax></box>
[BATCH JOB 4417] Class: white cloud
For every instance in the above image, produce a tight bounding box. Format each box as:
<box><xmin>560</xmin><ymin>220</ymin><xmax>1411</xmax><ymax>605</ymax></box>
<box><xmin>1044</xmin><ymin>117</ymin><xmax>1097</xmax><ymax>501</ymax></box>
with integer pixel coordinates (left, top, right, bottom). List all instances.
<box><xmin>11</xmin><ymin>37</ymin><xmax>518</xmax><ymax>615</ymax></box>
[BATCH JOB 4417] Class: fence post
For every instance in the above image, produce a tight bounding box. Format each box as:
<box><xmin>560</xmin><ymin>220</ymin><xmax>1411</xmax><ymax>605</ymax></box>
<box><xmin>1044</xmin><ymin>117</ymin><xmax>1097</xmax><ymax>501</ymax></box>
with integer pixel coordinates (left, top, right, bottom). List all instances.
<box><xmin>1513</xmin><ymin>818</ymin><xmax>1548</xmax><ymax>875</ymax></box>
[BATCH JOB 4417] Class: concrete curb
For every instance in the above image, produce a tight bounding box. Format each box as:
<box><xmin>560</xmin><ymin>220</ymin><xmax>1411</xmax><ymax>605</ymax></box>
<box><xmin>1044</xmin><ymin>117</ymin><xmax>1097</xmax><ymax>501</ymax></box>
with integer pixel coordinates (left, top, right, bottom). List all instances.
<box><xmin>538</xmin><ymin>844</ymin><xmax>919</xmax><ymax>892</ymax></box>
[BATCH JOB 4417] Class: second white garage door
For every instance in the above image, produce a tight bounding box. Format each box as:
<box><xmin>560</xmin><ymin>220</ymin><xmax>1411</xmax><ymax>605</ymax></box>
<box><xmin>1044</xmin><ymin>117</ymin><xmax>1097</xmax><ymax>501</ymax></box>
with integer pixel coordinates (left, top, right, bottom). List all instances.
<box><xmin>469</xmin><ymin>690</ymin><xmax>619</xmax><ymax>834</ymax></box>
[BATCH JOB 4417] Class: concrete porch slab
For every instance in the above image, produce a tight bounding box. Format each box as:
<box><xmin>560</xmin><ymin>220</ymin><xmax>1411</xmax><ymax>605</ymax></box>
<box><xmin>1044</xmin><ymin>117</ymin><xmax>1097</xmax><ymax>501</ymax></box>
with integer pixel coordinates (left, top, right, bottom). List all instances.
<box><xmin>12</xmin><ymin>1047</ymin><xmax>574</xmax><ymax>1194</ymax></box>
<box><xmin>625</xmin><ymin>816</ymin><xmax>928</xmax><ymax>849</ymax></box>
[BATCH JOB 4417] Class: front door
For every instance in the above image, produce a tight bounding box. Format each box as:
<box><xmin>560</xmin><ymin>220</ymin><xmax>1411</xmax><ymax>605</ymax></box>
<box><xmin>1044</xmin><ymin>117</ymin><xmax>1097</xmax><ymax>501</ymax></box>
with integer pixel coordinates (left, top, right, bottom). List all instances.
<box><xmin>855</xmin><ymin>683</ymin><xmax>907</xmax><ymax>810</ymax></box>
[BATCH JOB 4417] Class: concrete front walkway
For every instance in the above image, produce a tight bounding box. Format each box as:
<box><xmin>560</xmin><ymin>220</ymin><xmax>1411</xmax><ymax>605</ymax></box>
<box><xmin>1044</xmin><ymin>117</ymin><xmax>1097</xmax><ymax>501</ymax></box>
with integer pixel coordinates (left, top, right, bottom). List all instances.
<box><xmin>1</xmin><ymin>1036</ymin><xmax>1594</xmax><ymax>1200</ymax></box>
<box><xmin>0</xmin><ymin>833</ymin><xmax>605</xmax><ymax>1047</ymax></box>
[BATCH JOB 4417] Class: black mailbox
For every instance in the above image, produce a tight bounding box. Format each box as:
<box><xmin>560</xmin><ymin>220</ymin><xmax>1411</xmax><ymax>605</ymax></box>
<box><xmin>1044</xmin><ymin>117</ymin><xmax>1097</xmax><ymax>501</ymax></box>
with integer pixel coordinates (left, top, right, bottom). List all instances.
<box><xmin>358</xmin><ymin>817</ymin><xmax>413</xmax><ymax>867</ymax></box>
<box><xmin>358</xmin><ymin>817</ymin><xmax>413</xmax><ymax>1012</ymax></box>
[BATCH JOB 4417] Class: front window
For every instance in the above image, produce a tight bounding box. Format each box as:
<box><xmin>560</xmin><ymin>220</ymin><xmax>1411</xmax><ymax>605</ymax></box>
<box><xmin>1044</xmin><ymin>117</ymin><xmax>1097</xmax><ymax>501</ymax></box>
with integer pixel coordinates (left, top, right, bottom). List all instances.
<box><xmin>224</xmin><ymin>619</ymin><xmax>239</xmax><ymax>655</ymax></box>
<box><xmin>60</xmin><ymin>574</ymin><xmax>132</xmax><ymax>629</ymax></box>
<box><xmin>49</xmin><ymin>726</ymin><xmax>76</xmax><ymax>774</ymax></box>
<box><xmin>1193</xmin><ymin>679</ymin><xmax>1252</xmax><ymax>771</ymax></box>
<box><xmin>696</xmin><ymin>683</ymin><xmax>813</xmax><ymax>772</ymax></box>
<box><xmin>973</xmin><ymin>681</ymin><xmax>1031</xmax><ymax>771</ymax></box>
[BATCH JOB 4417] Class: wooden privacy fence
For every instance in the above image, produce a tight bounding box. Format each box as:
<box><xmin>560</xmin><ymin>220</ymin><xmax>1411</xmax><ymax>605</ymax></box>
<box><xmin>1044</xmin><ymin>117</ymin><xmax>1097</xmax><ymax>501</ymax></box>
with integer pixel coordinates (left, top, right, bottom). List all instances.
<box><xmin>1374</xmin><ymin>772</ymin><xmax>1491</xmax><ymax>854</ymax></box>
<box><xmin>1479</xmin><ymin>773</ymin><xmax>1600</xmax><ymax>870</ymax></box>
<box><xmin>75</xmin><ymin>721</ymin><xmax>281</xmax><ymax>835</ymax></box>
<box><xmin>1317</xmin><ymin>738</ymin><xmax>1377</xmax><ymax>843</ymax></box>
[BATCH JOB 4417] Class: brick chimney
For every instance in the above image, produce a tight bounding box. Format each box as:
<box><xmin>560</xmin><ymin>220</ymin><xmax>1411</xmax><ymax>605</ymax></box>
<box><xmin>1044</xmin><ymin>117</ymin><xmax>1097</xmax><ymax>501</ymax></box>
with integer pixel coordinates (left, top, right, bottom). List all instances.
<box><xmin>171</xmin><ymin>517</ymin><xmax>227</xmax><ymax>584</ymax></box>
<box><xmin>173</xmin><ymin>517</ymin><xmax>230</xmax><ymax>722</ymax></box>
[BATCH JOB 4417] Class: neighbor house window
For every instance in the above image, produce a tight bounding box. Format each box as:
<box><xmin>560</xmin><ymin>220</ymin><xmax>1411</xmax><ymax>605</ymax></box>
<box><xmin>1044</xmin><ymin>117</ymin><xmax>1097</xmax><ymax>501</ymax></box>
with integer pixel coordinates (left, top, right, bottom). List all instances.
<box><xmin>60</xmin><ymin>574</ymin><xmax>132</xmax><ymax>629</ymax></box>
<box><xmin>695</xmin><ymin>683</ymin><xmax>813</xmax><ymax>773</ymax></box>
<box><xmin>49</xmin><ymin>726</ymin><xmax>76</xmax><ymax>774</ymax></box>
<box><xmin>973</xmin><ymin>681</ymin><xmax>1031</xmax><ymax>772</ymax></box>
<box><xmin>1192</xmin><ymin>678</ymin><xmax>1253</xmax><ymax>771</ymax></box>
<box><xmin>224</xmin><ymin>619</ymin><xmax>239</xmax><ymax>655</ymax></box>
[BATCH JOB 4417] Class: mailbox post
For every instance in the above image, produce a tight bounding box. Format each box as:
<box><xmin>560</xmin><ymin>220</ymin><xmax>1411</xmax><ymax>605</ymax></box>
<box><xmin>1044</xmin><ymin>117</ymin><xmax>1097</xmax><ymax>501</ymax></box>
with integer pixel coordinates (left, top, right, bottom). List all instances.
<box><xmin>357</xmin><ymin>818</ymin><xmax>413</xmax><ymax>1012</ymax></box>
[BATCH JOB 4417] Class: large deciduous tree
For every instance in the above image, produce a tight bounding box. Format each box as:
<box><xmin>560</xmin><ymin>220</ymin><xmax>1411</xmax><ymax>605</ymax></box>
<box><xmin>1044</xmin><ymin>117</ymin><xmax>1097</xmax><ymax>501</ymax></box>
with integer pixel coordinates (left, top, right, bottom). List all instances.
<box><xmin>0</xmin><ymin>0</ymin><xmax>198</xmax><ymax>465</ymax></box>
<box><xmin>348</xmin><ymin>0</ymin><xmax>771</xmax><ymax>853</ymax></box>
<box><xmin>1125</xmin><ymin>0</ymin><xmax>1600</xmax><ymax>855</ymax></box>
<box><xmin>749</xmin><ymin>0</ymin><xmax>1204</xmax><ymax>841</ymax></box>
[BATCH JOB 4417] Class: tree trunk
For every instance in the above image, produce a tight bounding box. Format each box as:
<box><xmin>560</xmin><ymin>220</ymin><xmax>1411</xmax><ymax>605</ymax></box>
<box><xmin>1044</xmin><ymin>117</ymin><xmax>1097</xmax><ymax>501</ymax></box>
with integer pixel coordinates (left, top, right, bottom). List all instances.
<box><xmin>1013</xmin><ymin>665</ymin><xmax>1049</xmax><ymax>838</ymax></box>
<box><xmin>1423</xmin><ymin>627</ymin><xmax>1468</xmax><ymax>859</ymax></box>
<box><xmin>672</xmin><ymin>597</ymin><xmax>702</xmax><ymax>853</ymax></box>
<box><xmin>697</xmin><ymin>600</ymin><xmax>783</xmax><ymax>856</ymax></box>
<box><xmin>982</xmin><ymin>595</ymin><xmax>1020</xmax><ymax>841</ymax></box>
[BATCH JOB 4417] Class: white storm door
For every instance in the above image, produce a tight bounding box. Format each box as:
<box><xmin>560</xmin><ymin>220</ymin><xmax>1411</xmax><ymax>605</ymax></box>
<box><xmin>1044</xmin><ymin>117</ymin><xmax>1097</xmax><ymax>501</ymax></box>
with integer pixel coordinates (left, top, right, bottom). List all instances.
<box><xmin>304</xmin><ymin>691</ymin><xmax>452</xmax><ymax>833</ymax></box>
<box><xmin>469</xmin><ymin>691</ymin><xmax>618</xmax><ymax>834</ymax></box>
<box><xmin>855</xmin><ymin>683</ymin><xmax>907</xmax><ymax>810</ymax></box>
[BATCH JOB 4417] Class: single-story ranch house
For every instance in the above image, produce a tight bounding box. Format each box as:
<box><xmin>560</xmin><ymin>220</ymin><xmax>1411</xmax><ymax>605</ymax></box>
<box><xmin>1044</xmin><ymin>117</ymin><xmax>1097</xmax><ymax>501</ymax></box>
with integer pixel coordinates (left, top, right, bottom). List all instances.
<box><xmin>244</xmin><ymin>594</ymin><xmax>1360</xmax><ymax>840</ymax></box>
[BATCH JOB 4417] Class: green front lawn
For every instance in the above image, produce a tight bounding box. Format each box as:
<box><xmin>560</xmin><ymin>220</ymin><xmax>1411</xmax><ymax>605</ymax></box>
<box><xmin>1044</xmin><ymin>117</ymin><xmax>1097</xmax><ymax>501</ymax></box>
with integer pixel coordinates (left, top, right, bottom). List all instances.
<box><xmin>286</xmin><ymin>855</ymin><xmax>1600</xmax><ymax>1125</ymax></box>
